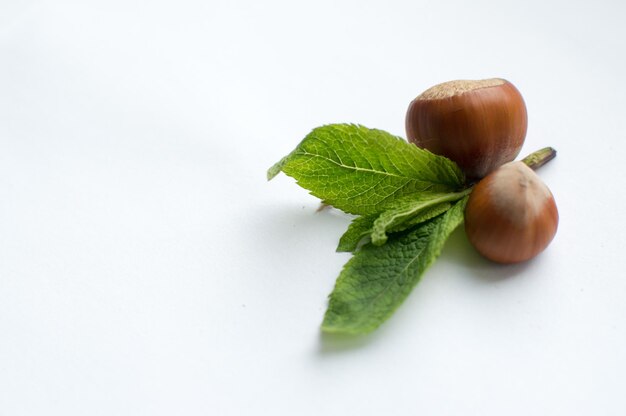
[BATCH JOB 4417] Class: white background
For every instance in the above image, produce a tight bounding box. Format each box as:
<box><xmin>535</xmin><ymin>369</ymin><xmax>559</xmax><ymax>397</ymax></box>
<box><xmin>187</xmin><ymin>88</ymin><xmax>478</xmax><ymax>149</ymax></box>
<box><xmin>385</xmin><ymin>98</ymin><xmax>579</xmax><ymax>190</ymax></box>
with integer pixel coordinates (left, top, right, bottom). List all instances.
<box><xmin>1</xmin><ymin>0</ymin><xmax>625</xmax><ymax>415</ymax></box>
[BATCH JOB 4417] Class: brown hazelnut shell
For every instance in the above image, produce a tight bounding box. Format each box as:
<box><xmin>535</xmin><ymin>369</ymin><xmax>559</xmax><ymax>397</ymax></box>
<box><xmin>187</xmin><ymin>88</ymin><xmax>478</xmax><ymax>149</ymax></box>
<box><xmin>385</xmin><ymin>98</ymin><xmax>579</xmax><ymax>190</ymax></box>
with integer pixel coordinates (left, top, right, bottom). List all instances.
<box><xmin>464</xmin><ymin>161</ymin><xmax>558</xmax><ymax>264</ymax></box>
<box><xmin>406</xmin><ymin>78</ymin><xmax>528</xmax><ymax>179</ymax></box>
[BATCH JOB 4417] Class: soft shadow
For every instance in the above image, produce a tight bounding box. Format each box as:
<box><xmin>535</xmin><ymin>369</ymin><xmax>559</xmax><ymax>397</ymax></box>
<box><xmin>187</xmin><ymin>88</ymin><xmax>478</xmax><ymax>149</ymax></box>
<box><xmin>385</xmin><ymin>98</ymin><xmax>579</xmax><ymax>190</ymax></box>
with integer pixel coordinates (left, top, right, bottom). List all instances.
<box><xmin>248</xmin><ymin>203</ymin><xmax>350</xmax><ymax>252</ymax></box>
<box><xmin>316</xmin><ymin>312</ymin><xmax>407</xmax><ymax>354</ymax></box>
<box><xmin>317</xmin><ymin>331</ymin><xmax>374</xmax><ymax>353</ymax></box>
<box><xmin>443</xmin><ymin>227</ymin><xmax>532</xmax><ymax>282</ymax></box>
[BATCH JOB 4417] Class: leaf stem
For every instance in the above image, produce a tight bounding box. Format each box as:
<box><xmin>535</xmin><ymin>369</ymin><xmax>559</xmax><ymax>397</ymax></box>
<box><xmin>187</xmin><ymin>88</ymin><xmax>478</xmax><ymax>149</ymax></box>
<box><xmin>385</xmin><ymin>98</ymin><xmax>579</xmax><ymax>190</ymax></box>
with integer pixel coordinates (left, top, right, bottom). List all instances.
<box><xmin>521</xmin><ymin>147</ymin><xmax>557</xmax><ymax>171</ymax></box>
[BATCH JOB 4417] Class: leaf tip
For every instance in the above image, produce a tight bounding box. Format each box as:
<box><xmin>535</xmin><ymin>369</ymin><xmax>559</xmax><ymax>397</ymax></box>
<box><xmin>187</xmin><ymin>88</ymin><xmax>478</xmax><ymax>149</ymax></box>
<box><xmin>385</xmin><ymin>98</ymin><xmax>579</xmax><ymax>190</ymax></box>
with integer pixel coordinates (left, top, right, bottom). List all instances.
<box><xmin>320</xmin><ymin>322</ymin><xmax>372</xmax><ymax>336</ymax></box>
<box><xmin>266</xmin><ymin>167</ymin><xmax>279</xmax><ymax>181</ymax></box>
<box><xmin>320</xmin><ymin>321</ymin><xmax>351</xmax><ymax>335</ymax></box>
<box><xmin>267</xmin><ymin>155</ymin><xmax>290</xmax><ymax>181</ymax></box>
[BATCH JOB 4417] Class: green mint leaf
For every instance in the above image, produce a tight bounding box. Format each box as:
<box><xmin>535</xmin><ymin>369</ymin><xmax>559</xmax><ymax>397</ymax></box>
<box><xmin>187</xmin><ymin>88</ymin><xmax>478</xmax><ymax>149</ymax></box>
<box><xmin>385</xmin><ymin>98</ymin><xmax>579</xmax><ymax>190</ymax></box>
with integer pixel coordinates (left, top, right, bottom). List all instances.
<box><xmin>321</xmin><ymin>196</ymin><xmax>469</xmax><ymax>334</ymax></box>
<box><xmin>370</xmin><ymin>190</ymin><xmax>471</xmax><ymax>246</ymax></box>
<box><xmin>385</xmin><ymin>203</ymin><xmax>451</xmax><ymax>233</ymax></box>
<box><xmin>371</xmin><ymin>202</ymin><xmax>452</xmax><ymax>246</ymax></box>
<box><xmin>336</xmin><ymin>189</ymin><xmax>470</xmax><ymax>252</ymax></box>
<box><xmin>336</xmin><ymin>202</ymin><xmax>451</xmax><ymax>253</ymax></box>
<box><xmin>336</xmin><ymin>215</ymin><xmax>377</xmax><ymax>253</ymax></box>
<box><xmin>267</xmin><ymin>124</ymin><xmax>465</xmax><ymax>215</ymax></box>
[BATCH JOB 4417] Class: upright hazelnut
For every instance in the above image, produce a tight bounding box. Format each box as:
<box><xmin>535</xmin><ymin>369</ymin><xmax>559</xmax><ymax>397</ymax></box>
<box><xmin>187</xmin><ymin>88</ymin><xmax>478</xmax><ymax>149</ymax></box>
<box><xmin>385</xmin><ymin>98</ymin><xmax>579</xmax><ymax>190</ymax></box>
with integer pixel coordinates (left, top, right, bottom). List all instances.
<box><xmin>406</xmin><ymin>78</ymin><xmax>528</xmax><ymax>179</ymax></box>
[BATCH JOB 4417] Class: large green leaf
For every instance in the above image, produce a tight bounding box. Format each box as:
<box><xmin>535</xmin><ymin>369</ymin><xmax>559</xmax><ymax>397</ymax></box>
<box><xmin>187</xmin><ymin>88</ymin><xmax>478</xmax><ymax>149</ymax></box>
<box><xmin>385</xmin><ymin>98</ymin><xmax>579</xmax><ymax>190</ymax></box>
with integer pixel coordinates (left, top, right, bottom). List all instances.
<box><xmin>268</xmin><ymin>124</ymin><xmax>465</xmax><ymax>215</ymax></box>
<box><xmin>322</xmin><ymin>196</ymin><xmax>468</xmax><ymax>334</ymax></box>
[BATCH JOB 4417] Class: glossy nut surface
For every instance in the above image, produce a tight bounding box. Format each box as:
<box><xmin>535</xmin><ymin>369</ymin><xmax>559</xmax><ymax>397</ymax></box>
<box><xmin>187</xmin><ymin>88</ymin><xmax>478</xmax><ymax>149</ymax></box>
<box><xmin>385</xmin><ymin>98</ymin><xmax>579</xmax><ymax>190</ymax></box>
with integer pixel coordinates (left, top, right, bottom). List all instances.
<box><xmin>406</xmin><ymin>78</ymin><xmax>527</xmax><ymax>179</ymax></box>
<box><xmin>464</xmin><ymin>161</ymin><xmax>558</xmax><ymax>264</ymax></box>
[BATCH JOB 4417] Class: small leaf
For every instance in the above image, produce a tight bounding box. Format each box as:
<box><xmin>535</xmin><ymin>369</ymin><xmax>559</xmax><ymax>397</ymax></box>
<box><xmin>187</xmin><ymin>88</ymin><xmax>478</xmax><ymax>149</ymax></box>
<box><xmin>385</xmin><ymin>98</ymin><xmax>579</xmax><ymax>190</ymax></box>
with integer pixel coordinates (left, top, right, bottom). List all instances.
<box><xmin>336</xmin><ymin>189</ymin><xmax>470</xmax><ymax>252</ymax></box>
<box><xmin>267</xmin><ymin>124</ymin><xmax>465</xmax><ymax>215</ymax></box>
<box><xmin>370</xmin><ymin>190</ymin><xmax>470</xmax><ymax>246</ymax></box>
<box><xmin>321</xmin><ymin>196</ymin><xmax>469</xmax><ymax>335</ymax></box>
<box><xmin>336</xmin><ymin>215</ymin><xmax>377</xmax><ymax>253</ymax></box>
<box><xmin>386</xmin><ymin>203</ymin><xmax>451</xmax><ymax>234</ymax></box>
